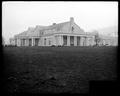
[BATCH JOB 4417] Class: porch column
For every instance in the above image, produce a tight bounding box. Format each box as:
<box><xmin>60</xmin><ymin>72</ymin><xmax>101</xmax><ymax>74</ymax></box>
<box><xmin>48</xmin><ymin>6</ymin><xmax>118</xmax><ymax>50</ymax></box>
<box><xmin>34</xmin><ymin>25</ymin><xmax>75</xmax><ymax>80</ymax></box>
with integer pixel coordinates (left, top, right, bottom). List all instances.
<box><xmin>80</xmin><ymin>37</ymin><xmax>83</xmax><ymax>46</ymax></box>
<box><xmin>56</xmin><ymin>35</ymin><xmax>58</xmax><ymax>46</ymax></box>
<box><xmin>86</xmin><ymin>37</ymin><xmax>89</xmax><ymax>46</ymax></box>
<box><xmin>57</xmin><ymin>35</ymin><xmax>61</xmax><ymax>46</ymax></box>
<box><xmin>38</xmin><ymin>38</ymin><xmax>41</xmax><ymax>46</ymax></box>
<box><xmin>58</xmin><ymin>36</ymin><xmax>61</xmax><ymax>45</ymax></box>
<box><xmin>52</xmin><ymin>36</ymin><xmax>56</xmax><ymax>46</ymax></box>
<box><xmin>25</xmin><ymin>39</ymin><xmax>27</xmax><ymax>46</ymax></box>
<box><xmin>79</xmin><ymin>37</ymin><xmax>81</xmax><ymax>46</ymax></box>
<box><xmin>33</xmin><ymin>38</ymin><xmax>35</xmax><ymax>46</ymax></box>
<box><xmin>67</xmin><ymin>36</ymin><xmax>70</xmax><ymax>46</ymax></box>
<box><xmin>74</xmin><ymin>36</ymin><xmax>77</xmax><ymax>46</ymax></box>
<box><xmin>17</xmin><ymin>39</ymin><xmax>19</xmax><ymax>46</ymax></box>
<box><xmin>34</xmin><ymin>38</ymin><xmax>35</xmax><ymax>46</ymax></box>
<box><xmin>19</xmin><ymin>39</ymin><xmax>22</xmax><ymax>46</ymax></box>
<box><xmin>32</xmin><ymin>38</ymin><xmax>34</xmax><ymax>46</ymax></box>
<box><xmin>26</xmin><ymin>39</ymin><xmax>29</xmax><ymax>46</ymax></box>
<box><xmin>61</xmin><ymin>35</ymin><xmax>63</xmax><ymax>46</ymax></box>
<box><xmin>103</xmin><ymin>40</ymin><xmax>105</xmax><ymax>45</ymax></box>
<box><xmin>84</xmin><ymin>37</ymin><xmax>86</xmax><ymax>46</ymax></box>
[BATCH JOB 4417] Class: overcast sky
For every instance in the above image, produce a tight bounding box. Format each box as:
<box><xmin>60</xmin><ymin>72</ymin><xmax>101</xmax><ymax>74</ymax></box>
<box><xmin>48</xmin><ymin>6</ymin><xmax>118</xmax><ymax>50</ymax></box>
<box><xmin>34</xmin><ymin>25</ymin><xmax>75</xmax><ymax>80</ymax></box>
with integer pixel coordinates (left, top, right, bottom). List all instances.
<box><xmin>2</xmin><ymin>1</ymin><xmax>118</xmax><ymax>44</ymax></box>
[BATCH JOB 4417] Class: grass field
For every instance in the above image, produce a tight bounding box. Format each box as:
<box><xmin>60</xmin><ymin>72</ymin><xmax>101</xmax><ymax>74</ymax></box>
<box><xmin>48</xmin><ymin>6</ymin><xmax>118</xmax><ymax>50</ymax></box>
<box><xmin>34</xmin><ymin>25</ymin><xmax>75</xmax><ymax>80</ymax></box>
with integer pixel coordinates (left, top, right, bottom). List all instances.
<box><xmin>3</xmin><ymin>46</ymin><xmax>117</xmax><ymax>93</ymax></box>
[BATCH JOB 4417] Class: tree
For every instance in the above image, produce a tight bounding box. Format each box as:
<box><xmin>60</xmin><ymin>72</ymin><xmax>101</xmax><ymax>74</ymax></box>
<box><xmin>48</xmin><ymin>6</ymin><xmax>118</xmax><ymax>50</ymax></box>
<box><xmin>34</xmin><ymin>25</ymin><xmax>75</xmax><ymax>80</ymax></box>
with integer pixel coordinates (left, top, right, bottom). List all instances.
<box><xmin>94</xmin><ymin>31</ymin><xmax>101</xmax><ymax>46</ymax></box>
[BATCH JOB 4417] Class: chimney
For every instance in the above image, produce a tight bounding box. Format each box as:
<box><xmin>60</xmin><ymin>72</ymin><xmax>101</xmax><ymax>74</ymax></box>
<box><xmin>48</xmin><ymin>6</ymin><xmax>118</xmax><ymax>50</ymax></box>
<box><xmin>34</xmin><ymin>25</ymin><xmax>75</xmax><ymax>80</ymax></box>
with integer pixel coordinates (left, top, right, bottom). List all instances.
<box><xmin>53</xmin><ymin>23</ymin><xmax>56</xmax><ymax>25</ymax></box>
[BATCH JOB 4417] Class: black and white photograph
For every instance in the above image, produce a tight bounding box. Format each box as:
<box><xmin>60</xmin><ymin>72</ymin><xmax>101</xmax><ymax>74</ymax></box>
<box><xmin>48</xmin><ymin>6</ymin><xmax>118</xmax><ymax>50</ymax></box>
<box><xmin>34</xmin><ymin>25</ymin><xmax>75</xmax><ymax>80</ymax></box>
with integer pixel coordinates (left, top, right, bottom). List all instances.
<box><xmin>2</xmin><ymin>1</ymin><xmax>118</xmax><ymax>95</ymax></box>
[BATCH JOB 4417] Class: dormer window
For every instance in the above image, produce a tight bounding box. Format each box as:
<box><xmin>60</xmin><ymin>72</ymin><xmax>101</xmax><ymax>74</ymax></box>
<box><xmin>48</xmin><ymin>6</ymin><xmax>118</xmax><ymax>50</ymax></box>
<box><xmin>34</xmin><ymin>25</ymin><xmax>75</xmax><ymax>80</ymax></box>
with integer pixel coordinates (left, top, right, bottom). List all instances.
<box><xmin>40</xmin><ymin>31</ymin><xmax>44</xmax><ymax>35</ymax></box>
<box><xmin>72</xmin><ymin>26</ymin><xmax>74</xmax><ymax>32</ymax></box>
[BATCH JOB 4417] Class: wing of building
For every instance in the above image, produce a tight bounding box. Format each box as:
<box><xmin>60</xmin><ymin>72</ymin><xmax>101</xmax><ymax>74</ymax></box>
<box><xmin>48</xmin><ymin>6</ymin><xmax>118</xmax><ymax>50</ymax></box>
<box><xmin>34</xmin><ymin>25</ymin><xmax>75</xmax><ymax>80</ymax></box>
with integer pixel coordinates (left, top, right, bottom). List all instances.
<box><xmin>98</xmin><ymin>35</ymin><xmax>118</xmax><ymax>46</ymax></box>
<box><xmin>10</xmin><ymin>17</ymin><xmax>117</xmax><ymax>46</ymax></box>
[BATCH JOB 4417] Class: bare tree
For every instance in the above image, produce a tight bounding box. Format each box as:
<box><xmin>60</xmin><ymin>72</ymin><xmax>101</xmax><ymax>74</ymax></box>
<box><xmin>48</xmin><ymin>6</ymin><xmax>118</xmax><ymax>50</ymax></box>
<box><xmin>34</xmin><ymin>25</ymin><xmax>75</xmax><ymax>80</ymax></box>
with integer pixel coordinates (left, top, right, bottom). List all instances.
<box><xmin>94</xmin><ymin>31</ymin><xmax>101</xmax><ymax>46</ymax></box>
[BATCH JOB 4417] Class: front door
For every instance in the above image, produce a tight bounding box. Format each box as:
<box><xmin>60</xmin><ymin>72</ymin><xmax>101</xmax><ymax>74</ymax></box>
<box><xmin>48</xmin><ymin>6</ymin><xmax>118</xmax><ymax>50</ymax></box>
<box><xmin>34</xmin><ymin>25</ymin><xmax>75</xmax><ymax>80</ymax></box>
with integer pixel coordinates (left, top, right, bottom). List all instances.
<box><xmin>63</xmin><ymin>36</ymin><xmax>67</xmax><ymax>46</ymax></box>
<box><xmin>77</xmin><ymin>36</ymin><xmax>80</xmax><ymax>46</ymax></box>
<box><xmin>29</xmin><ymin>39</ymin><xmax>32</xmax><ymax>46</ymax></box>
<box><xmin>35</xmin><ymin>38</ymin><xmax>39</xmax><ymax>46</ymax></box>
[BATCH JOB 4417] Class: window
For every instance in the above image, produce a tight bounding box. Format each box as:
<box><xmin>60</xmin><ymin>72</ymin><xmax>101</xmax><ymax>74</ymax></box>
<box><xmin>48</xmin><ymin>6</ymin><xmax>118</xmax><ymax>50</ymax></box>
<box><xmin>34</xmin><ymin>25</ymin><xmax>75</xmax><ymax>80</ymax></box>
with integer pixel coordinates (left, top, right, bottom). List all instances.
<box><xmin>72</xmin><ymin>26</ymin><xmax>74</xmax><ymax>32</ymax></box>
<box><xmin>23</xmin><ymin>39</ymin><xmax>25</xmax><ymax>46</ymax></box>
<box><xmin>29</xmin><ymin>39</ymin><xmax>32</xmax><ymax>46</ymax></box>
<box><xmin>40</xmin><ymin>31</ymin><xmax>44</xmax><ymax>35</ymax></box>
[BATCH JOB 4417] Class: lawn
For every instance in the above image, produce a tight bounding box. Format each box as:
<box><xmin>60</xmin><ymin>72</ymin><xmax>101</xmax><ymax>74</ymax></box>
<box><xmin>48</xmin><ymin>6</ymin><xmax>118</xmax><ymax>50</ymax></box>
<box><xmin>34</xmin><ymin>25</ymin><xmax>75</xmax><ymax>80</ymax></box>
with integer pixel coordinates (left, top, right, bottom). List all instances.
<box><xmin>2</xmin><ymin>46</ymin><xmax>117</xmax><ymax>94</ymax></box>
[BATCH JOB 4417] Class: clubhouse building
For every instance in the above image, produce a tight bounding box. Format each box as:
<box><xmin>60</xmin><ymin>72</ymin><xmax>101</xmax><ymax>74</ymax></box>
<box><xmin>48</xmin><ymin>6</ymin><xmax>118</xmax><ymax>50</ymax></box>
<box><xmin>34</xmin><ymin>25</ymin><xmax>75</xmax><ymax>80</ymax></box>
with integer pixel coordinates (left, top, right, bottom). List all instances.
<box><xmin>9</xmin><ymin>17</ymin><xmax>117</xmax><ymax>46</ymax></box>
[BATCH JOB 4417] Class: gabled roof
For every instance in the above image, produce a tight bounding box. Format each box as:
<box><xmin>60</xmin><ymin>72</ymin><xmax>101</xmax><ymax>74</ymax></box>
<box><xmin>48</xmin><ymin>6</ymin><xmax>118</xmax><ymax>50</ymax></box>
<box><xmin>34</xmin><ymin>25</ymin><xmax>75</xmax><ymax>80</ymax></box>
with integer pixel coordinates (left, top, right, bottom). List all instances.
<box><xmin>39</xmin><ymin>21</ymin><xmax>69</xmax><ymax>32</ymax></box>
<box><xmin>15</xmin><ymin>21</ymin><xmax>70</xmax><ymax>37</ymax></box>
<box><xmin>48</xmin><ymin>21</ymin><xmax>69</xmax><ymax>30</ymax></box>
<box><xmin>15</xmin><ymin>18</ymin><xmax>86</xmax><ymax>38</ymax></box>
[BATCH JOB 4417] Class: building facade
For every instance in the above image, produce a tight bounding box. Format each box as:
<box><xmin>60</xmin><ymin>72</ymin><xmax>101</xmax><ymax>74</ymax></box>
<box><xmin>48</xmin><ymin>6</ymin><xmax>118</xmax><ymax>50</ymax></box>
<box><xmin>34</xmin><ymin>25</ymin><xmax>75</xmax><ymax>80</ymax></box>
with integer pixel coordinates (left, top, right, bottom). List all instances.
<box><xmin>10</xmin><ymin>17</ymin><xmax>96</xmax><ymax>46</ymax></box>
<box><xmin>98</xmin><ymin>35</ymin><xmax>118</xmax><ymax>46</ymax></box>
<box><xmin>10</xmin><ymin>38</ymin><xmax>16</xmax><ymax>46</ymax></box>
<box><xmin>10</xmin><ymin>17</ymin><xmax>117</xmax><ymax>47</ymax></box>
